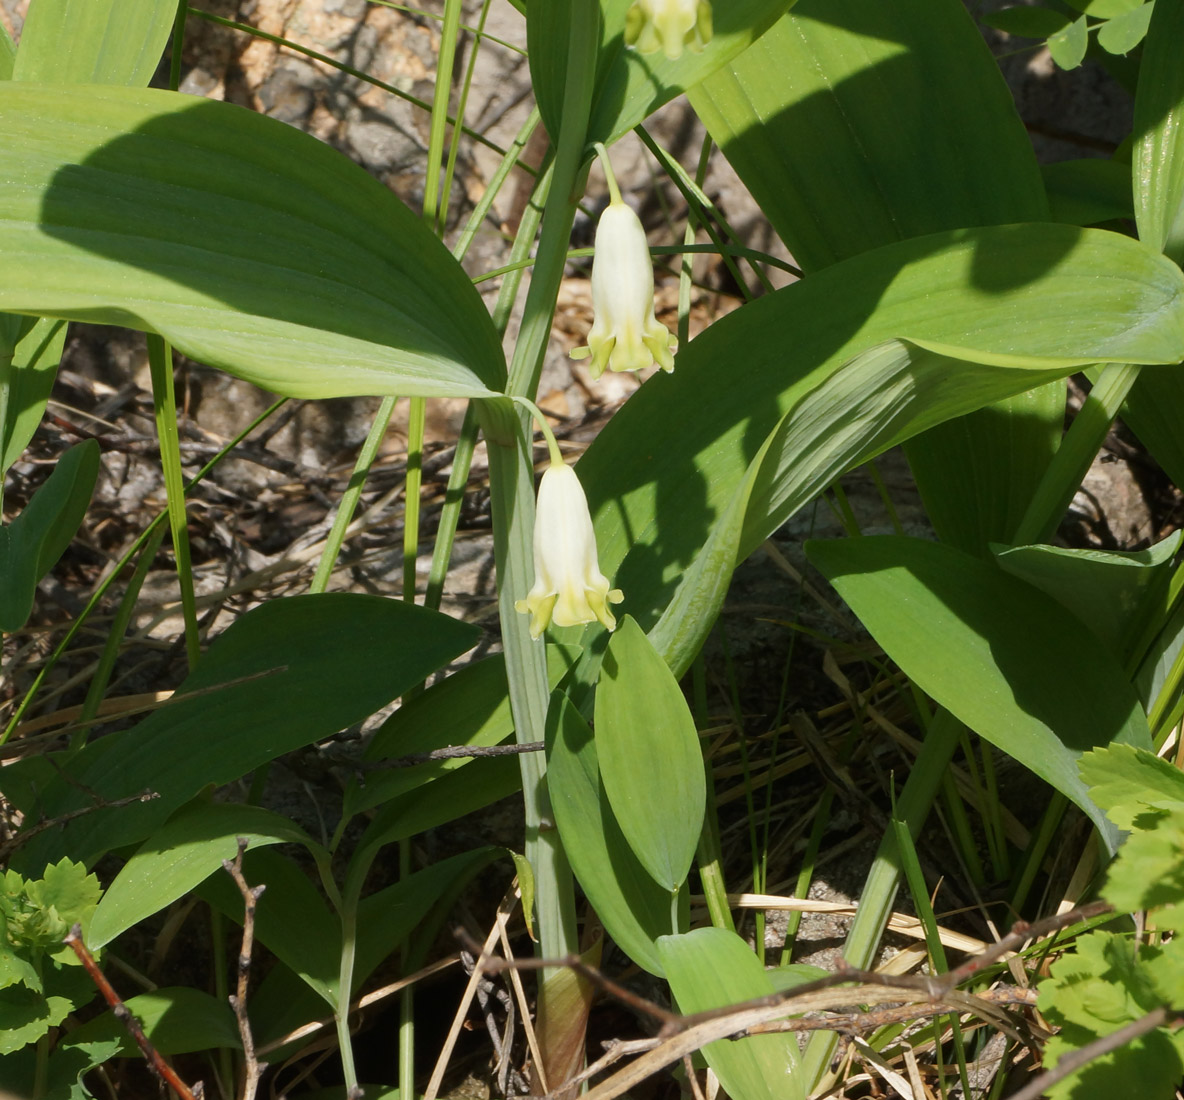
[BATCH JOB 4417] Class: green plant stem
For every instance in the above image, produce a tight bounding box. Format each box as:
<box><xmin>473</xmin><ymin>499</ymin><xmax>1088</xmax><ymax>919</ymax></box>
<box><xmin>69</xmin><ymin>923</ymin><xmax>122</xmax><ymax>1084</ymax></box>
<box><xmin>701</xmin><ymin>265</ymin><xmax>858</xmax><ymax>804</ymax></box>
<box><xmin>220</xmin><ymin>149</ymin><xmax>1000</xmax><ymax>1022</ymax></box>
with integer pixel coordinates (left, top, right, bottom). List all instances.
<box><xmin>1013</xmin><ymin>363</ymin><xmax>1140</xmax><ymax>546</ymax></box>
<box><xmin>404</xmin><ymin>397</ymin><xmax>425</xmax><ymax>603</ymax></box>
<box><xmin>801</xmin><ymin>707</ymin><xmax>964</xmax><ymax>1088</ymax></box>
<box><xmin>780</xmin><ymin>788</ymin><xmax>833</xmax><ymax>965</ymax></box>
<box><xmin>76</xmin><ymin>525</ymin><xmax>168</xmax><ymax>737</ymax></box>
<box><xmin>210</xmin><ymin>907</ymin><xmax>235</xmax><ymax>1095</ymax></box>
<box><xmin>335</xmin><ymin>893</ymin><xmax>361</xmax><ymax>1092</ymax></box>
<box><xmin>490</xmin><ymin>0</ymin><xmax>599</xmax><ymax>1002</ymax></box>
<box><xmin>146</xmin><ymin>334</ymin><xmax>200</xmax><ymax>670</ymax></box>
<box><xmin>0</xmin><ymin>397</ymin><xmax>286</xmax><ymax>747</ymax></box>
<box><xmin>1011</xmin><ymin>791</ymin><xmax>1068</xmax><ymax>913</ymax></box>
<box><xmin>398</xmin><ymin>837</ymin><xmax>415</xmax><ymax>1100</ymax></box>
<box><xmin>0</xmin><ymin>349</ymin><xmax>13</xmax><ymax>516</ymax></box>
<box><xmin>169</xmin><ymin>0</ymin><xmax>188</xmax><ymax>91</ymax></box>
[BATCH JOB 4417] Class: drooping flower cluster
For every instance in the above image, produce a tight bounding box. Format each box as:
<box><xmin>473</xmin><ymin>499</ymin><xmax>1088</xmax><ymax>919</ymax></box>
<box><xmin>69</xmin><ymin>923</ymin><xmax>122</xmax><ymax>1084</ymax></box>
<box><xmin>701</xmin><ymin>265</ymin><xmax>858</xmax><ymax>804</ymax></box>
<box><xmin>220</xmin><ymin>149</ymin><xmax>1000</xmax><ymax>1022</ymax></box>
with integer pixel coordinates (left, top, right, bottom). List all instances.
<box><xmin>515</xmin><ymin>459</ymin><xmax>623</xmax><ymax>639</ymax></box>
<box><xmin>625</xmin><ymin>0</ymin><xmax>714</xmax><ymax>61</ymax></box>
<box><xmin>571</xmin><ymin>198</ymin><xmax>677</xmax><ymax>379</ymax></box>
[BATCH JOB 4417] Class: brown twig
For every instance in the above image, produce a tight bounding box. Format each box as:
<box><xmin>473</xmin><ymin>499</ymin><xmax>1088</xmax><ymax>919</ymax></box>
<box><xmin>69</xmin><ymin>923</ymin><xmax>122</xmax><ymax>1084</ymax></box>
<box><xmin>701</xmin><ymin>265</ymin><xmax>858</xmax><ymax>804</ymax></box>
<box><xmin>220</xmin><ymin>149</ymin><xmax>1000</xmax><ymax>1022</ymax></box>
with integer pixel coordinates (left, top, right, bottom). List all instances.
<box><xmin>63</xmin><ymin>924</ymin><xmax>202</xmax><ymax>1100</ymax></box>
<box><xmin>357</xmin><ymin>741</ymin><xmax>546</xmax><ymax>771</ymax></box>
<box><xmin>0</xmin><ymin>790</ymin><xmax>158</xmax><ymax>859</ymax></box>
<box><xmin>1003</xmin><ymin>1006</ymin><xmax>1174</xmax><ymax>1100</ymax></box>
<box><xmin>222</xmin><ymin>838</ymin><xmax>267</xmax><ymax>1100</ymax></box>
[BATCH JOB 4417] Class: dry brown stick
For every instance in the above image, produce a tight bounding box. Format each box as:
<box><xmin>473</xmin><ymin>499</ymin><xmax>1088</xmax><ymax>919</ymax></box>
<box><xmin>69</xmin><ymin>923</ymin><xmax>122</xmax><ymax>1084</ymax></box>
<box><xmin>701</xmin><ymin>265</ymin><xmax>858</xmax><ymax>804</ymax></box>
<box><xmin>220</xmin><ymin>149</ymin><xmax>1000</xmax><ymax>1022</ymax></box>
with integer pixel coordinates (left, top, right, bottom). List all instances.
<box><xmin>0</xmin><ymin>790</ymin><xmax>158</xmax><ymax>859</ymax></box>
<box><xmin>1003</xmin><ymin>1006</ymin><xmax>1173</xmax><ymax>1100</ymax></box>
<box><xmin>356</xmin><ymin>741</ymin><xmax>546</xmax><ymax>770</ymax></box>
<box><xmin>63</xmin><ymin>924</ymin><xmax>202</xmax><ymax>1100</ymax></box>
<box><xmin>222</xmin><ymin>839</ymin><xmax>267</xmax><ymax>1100</ymax></box>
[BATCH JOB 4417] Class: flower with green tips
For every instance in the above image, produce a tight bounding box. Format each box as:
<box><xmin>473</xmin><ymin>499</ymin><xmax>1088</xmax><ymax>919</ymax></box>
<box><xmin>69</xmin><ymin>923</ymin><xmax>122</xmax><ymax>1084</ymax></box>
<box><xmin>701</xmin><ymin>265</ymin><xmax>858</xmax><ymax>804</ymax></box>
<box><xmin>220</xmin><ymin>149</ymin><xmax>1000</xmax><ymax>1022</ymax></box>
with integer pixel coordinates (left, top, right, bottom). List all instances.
<box><xmin>515</xmin><ymin>459</ymin><xmax>623</xmax><ymax>639</ymax></box>
<box><xmin>624</xmin><ymin>0</ymin><xmax>713</xmax><ymax>61</ymax></box>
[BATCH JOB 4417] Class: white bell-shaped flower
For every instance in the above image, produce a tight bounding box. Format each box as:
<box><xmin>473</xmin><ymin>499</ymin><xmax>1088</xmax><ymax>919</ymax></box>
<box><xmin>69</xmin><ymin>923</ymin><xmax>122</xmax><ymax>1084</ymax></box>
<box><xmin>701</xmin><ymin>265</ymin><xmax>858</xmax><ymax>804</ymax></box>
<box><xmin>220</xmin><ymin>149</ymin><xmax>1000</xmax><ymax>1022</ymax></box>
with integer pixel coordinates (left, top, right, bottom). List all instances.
<box><xmin>571</xmin><ymin>199</ymin><xmax>676</xmax><ymax>379</ymax></box>
<box><xmin>625</xmin><ymin>0</ymin><xmax>713</xmax><ymax>61</ymax></box>
<box><xmin>515</xmin><ymin>460</ymin><xmax>623</xmax><ymax>639</ymax></box>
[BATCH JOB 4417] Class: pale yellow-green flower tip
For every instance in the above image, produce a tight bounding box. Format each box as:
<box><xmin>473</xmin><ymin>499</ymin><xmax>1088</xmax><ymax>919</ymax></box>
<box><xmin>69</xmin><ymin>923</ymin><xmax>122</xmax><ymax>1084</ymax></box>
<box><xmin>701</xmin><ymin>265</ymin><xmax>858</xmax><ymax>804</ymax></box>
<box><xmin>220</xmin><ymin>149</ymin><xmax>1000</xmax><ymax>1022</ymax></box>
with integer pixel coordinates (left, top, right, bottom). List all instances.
<box><xmin>624</xmin><ymin>0</ymin><xmax>713</xmax><ymax>61</ymax></box>
<box><xmin>570</xmin><ymin>200</ymin><xmax>677</xmax><ymax>380</ymax></box>
<box><xmin>515</xmin><ymin>461</ymin><xmax>624</xmax><ymax>640</ymax></box>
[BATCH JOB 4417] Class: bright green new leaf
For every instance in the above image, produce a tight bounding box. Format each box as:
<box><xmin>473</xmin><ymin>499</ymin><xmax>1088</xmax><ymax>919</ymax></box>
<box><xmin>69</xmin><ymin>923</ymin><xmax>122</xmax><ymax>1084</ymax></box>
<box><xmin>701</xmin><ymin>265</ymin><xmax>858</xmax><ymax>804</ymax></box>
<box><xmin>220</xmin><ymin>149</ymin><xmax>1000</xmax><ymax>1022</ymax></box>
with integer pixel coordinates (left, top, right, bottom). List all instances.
<box><xmin>1101</xmin><ymin>819</ymin><xmax>1184</xmax><ymax>918</ymax></box>
<box><xmin>0</xmin><ymin>84</ymin><xmax>504</xmax><ymax>399</ymax></box>
<box><xmin>62</xmin><ymin>988</ymin><xmax>240</xmax><ymax>1055</ymax></box>
<box><xmin>0</xmin><ymin>438</ymin><xmax>99</xmax><ymax>633</ymax></box>
<box><xmin>547</xmin><ymin>695</ymin><xmax>680</xmax><ymax>974</ymax></box>
<box><xmin>14</xmin><ymin>594</ymin><xmax>479</xmax><ymax>873</ymax></box>
<box><xmin>13</xmin><ymin>0</ymin><xmax>175</xmax><ymax>85</ymax></box>
<box><xmin>1049</xmin><ymin>15</ymin><xmax>1090</xmax><ymax>70</ymax></box>
<box><xmin>1040</xmin><ymin>931</ymin><xmax>1184</xmax><ymax>1100</ymax></box>
<box><xmin>806</xmin><ymin>535</ymin><xmax>1152</xmax><ymax>848</ymax></box>
<box><xmin>594</xmin><ymin>616</ymin><xmax>704</xmax><ymax>892</ymax></box>
<box><xmin>1064</xmin><ymin>0</ymin><xmax>1144</xmax><ymax>16</ymax></box>
<box><xmin>2</xmin><ymin>317</ymin><xmax>67</xmax><ymax>475</ymax></box>
<box><xmin>982</xmin><ymin>6</ymin><xmax>1072</xmax><ymax>37</ymax></box>
<box><xmin>345</xmin><ymin>645</ymin><xmax>577</xmax><ymax>818</ymax></box>
<box><xmin>1133</xmin><ymin>0</ymin><xmax>1184</xmax><ymax>266</ymax></box>
<box><xmin>1097</xmin><ymin>2</ymin><xmax>1154</xmax><ymax>53</ymax></box>
<box><xmin>88</xmin><ymin>801</ymin><xmax>320</xmax><ymax>949</ymax></box>
<box><xmin>528</xmin><ymin>0</ymin><xmax>793</xmax><ymax>147</ymax></box>
<box><xmin>1080</xmin><ymin>744</ymin><xmax>1184</xmax><ymax>829</ymax></box>
<box><xmin>994</xmin><ymin>535</ymin><xmax>1180</xmax><ymax>663</ymax></box>
<box><xmin>658</xmin><ymin>928</ymin><xmax>804</xmax><ymax>1100</ymax></box>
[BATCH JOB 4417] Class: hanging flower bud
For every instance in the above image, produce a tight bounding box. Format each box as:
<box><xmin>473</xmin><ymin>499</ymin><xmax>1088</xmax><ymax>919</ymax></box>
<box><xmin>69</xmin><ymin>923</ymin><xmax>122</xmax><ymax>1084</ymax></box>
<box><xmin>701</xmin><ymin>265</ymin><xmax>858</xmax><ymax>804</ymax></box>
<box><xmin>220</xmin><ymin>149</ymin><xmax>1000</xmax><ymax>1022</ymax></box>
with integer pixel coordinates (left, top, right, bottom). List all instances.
<box><xmin>624</xmin><ymin>0</ymin><xmax>713</xmax><ymax>61</ymax></box>
<box><xmin>515</xmin><ymin>460</ymin><xmax>623</xmax><ymax>639</ymax></box>
<box><xmin>571</xmin><ymin>199</ymin><xmax>677</xmax><ymax>379</ymax></box>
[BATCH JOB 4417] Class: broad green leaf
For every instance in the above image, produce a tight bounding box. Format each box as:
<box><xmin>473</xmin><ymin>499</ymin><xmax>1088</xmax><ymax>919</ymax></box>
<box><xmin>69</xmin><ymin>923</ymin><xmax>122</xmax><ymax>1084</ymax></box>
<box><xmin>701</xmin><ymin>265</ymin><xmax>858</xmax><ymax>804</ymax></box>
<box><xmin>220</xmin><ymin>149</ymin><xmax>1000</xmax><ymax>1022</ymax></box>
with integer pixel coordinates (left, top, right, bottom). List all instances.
<box><xmin>2</xmin><ymin>317</ymin><xmax>67</xmax><ymax>474</ymax></box>
<box><xmin>13</xmin><ymin>0</ymin><xmax>175</xmax><ymax>85</ymax></box>
<box><xmin>1134</xmin><ymin>0</ymin><xmax>1184</xmax><ymax>266</ymax></box>
<box><xmin>1122</xmin><ymin>367</ymin><xmax>1184</xmax><ymax>489</ymax></box>
<box><xmin>344</xmin><ymin>645</ymin><xmax>578</xmax><ymax>818</ymax></box>
<box><xmin>1064</xmin><ymin>0</ymin><xmax>1144</xmax><ymax>15</ymax></box>
<box><xmin>806</xmin><ymin>535</ymin><xmax>1152</xmax><ymax>848</ymax></box>
<box><xmin>594</xmin><ymin>616</ymin><xmax>704</xmax><ymax>891</ymax></box>
<box><xmin>658</xmin><ymin>928</ymin><xmax>804</xmax><ymax>1100</ymax></box>
<box><xmin>547</xmin><ymin>695</ymin><xmax>679</xmax><ymax>975</ymax></box>
<box><xmin>0</xmin><ymin>438</ymin><xmax>99</xmax><ymax>632</ymax></box>
<box><xmin>1049</xmin><ymin>15</ymin><xmax>1090</xmax><ymax>70</ymax></box>
<box><xmin>1080</xmin><ymin>743</ymin><xmax>1184</xmax><ymax>829</ymax></box>
<box><xmin>1101</xmin><ymin>816</ymin><xmax>1184</xmax><ymax>915</ymax></box>
<box><xmin>0</xmin><ymin>988</ymin><xmax>71</xmax><ymax>1055</ymax></box>
<box><xmin>347</xmin><ymin>755</ymin><xmax>522</xmax><ymax>897</ymax></box>
<box><xmin>44</xmin><ymin>1039</ymin><xmax>124</xmax><ymax>1100</ymax></box>
<box><xmin>62</xmin><ymin>988</ymin><xmax>240</xmax><ymax>1055</ymax></box>
<box><xmin>690</xmin><ymin>0</ymin><xmax>1047</xmax><ymax>272</ymax></box>
<box><xmin>528</xmin><ymin>0</ymin><xmax>794</xmax><ymax>147</ymax></box>
<box><xmin>572</xmin><ymin>225</ymin><xmax>1184</xmax><ymax>676</ymax></box>
<box><xmin>982</xmin><ymin>6</ymin><xmax>1072</xmax><ymax>37</ymax></box>
<box><xmin>14</xmin><ymin>594</ymin><xmax>479</xmax><ymax>873</ymax></box>
<box><xmin>689</xmin><ymin>0</ymin><xmax>1059</xmax><ymax>557</ymax></box>
<box><xmin>88</xmin><ymin>801</ymin><xmax>319</xmax><ymax>949</ymax></box>
<box><xmin>1043</xmin><ymin>159</ymin><xmax>1134</xmax><ymax>226</ymax></box>
<box><xmin>994</xmin><ymin>534</ymin><xmax>1181</xmax><ymax>662</ymax></box>
<box><xmin>1097</xmin><ymin>2</ymin><xmax>1154</xmax><ymax>53</ymax></box>
<box><xmin>0</xmin><ymin>84</ymin><xmax>504</xmax><ymax>400</ymax></box>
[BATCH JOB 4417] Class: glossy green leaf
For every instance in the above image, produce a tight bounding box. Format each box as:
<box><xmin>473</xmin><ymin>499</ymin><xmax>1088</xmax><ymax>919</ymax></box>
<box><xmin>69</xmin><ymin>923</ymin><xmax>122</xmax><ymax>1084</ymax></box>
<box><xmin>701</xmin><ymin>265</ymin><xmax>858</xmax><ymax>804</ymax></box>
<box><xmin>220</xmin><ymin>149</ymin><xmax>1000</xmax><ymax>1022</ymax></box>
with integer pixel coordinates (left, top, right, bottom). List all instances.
<box><xmin>13</xmin><ymin>0</ymin><xmax>175</xmax><ymax>85</ymax></box>
<box><xmin>2</xmin><ymin>317</ymin><xmax>67</xmax><ymax>475</ymax></box>
<box><xmin>1133</xmin><ymin>0</ymin><xmax>1184</xmax><ymax>266</ymax></box>
<box><xmin>14</xmin><ymin>594</ymin><xmax>479</xmax><ymax>873</ymax></box>
<box><xmin>594</xmin><ymin>616</ymin><xmax>704</xmax><ymax>891</ymax></box>
<box><xmin>994</xmin><ymin>535</ymin><xmax>1181</xmax><ymax>663</ymax></box>
<box><xmin>62</xmin><ymin>988</ymin><xmax>240</xmax><ymax>1055</ymax></box>
<box><xmin>982</xmin><ymin>6</ymin><xmax>1072</xmax><ymax>38</ymax></box>
<box><xmin>1122</xmin><ymin>367</ymin><xmax>1184</xmax><ymax>489</ymax></box>
<box><xmin>689</xmin><ymin>0</ymin><xmax>1060</xmax><ymax>556</ymax></box>
<box><xmin>0</xmin><ymin>438</ymin><xmax>99</xmax><ymax>632</ymax></box>
<box><xmin>572</xmin><ymin>225</ymin><xmax>1184</xmax><ymax>676</ymax></box>
<box><xmin>1043</xmin><ymin>159</ymin><xmax>1134</xmax><ymax>225</ymax></box>
<box><xmin>0</xmin><ymin>84</ymin><xmax>503</xmax><ymax>399</ymax></box>
<box><xmin>658</xmin><ymin>928</ymin><xmax>803</xmax><ymax>1100</ymax></box>
<box><xmin>1049</xmin><ymin>15</ymin><xmax>1090</xmax><ymax>70</ymax></box>
<box><xmin>547</xmin><ymin>695</ymin><xmax>679</xmax><ymax>975</ymax></box>
<box><xmin>806</xmin><ymin>535</ymin><xmax>1153</xmax><ymax>848</ymax></box>
<box><xmin>1097</xmin><ymin>2</ymin><xmax>1154</xmax><ymax>53</ymax></box>
<box><xmin>690</xmin><ymin>0</ymin><xmax>1047</xmax><ymax>273</ymax></box>
<box><xmin>88</xmin><ymin>801</ymin><xmax>319</xmax><ymax>949</ymax></box>
<box><xmin>345</xmin><ymin>645</ymin><xmax>578</xmax><ymax>818</ymax></box>
<box><xmin>528</xmin><ymin>0</ymin><xmax>794</xmax><ymax>147</ymax></box>
<box><xmin>1064</xmin><ymin>0</ymin><xmax>1143</xmax><ymax>15</ymax></box>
